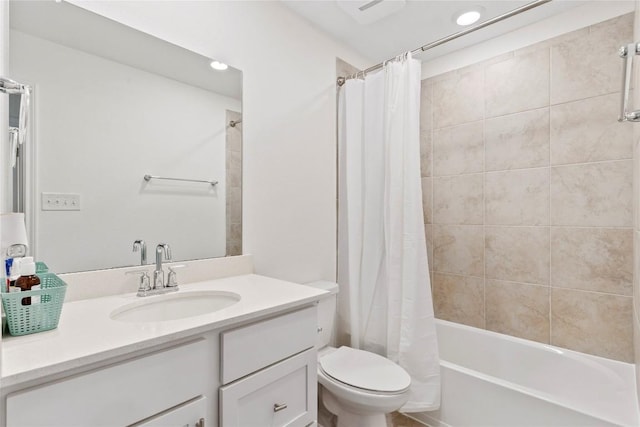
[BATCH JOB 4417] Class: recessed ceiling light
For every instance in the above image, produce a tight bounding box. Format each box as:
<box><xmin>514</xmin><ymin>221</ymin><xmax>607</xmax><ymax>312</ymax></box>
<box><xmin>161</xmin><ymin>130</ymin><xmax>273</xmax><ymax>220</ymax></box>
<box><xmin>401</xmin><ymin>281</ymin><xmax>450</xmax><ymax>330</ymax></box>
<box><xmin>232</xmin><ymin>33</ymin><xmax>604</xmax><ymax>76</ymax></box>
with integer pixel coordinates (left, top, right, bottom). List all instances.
<box><xmin>210</xmin><ymin>61</ymin><xmax>228</xmax><ymax>71</ymax></box>
<box><xmin>455</xmin><ymin>9</ymin><xmax>482</xmax><ymax>26</ymax></box>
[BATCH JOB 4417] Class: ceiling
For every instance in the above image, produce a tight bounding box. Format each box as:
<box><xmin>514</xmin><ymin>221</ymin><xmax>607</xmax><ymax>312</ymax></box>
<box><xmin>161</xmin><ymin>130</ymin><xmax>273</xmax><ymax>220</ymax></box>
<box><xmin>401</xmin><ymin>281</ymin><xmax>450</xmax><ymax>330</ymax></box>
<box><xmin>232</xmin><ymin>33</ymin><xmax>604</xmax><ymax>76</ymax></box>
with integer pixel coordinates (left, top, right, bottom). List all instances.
<box><xmin>281</xmin><ymin>0</ymin><xmax>603</xmax><ymax>65</ymax></box>
<box><xmin>10</xmin><ymin>0</ymin><xmax>243</xmax><ymax>100</ymax></box>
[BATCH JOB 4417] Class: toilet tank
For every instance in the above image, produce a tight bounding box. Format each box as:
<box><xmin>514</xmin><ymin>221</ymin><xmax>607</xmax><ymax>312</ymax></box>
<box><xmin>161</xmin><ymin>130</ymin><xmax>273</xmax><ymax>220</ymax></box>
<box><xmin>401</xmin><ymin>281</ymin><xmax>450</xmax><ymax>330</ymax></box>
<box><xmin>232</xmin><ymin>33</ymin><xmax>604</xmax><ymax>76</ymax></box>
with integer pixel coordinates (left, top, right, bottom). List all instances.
<box><xmin>305</xmin><ymin>281</ymin><xmax>339</xmax><ymax>349</ymax></box>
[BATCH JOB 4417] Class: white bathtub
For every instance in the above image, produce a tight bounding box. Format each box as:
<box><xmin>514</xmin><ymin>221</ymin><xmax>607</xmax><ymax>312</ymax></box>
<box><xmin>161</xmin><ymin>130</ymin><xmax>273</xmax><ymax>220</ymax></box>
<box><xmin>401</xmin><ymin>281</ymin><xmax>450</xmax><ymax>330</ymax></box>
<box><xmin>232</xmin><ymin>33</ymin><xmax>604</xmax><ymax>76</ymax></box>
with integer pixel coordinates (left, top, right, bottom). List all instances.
<box><xmin>409</xmin><ymin>320</ymin><xmax>639</xmax><ymax>427</ymax></box>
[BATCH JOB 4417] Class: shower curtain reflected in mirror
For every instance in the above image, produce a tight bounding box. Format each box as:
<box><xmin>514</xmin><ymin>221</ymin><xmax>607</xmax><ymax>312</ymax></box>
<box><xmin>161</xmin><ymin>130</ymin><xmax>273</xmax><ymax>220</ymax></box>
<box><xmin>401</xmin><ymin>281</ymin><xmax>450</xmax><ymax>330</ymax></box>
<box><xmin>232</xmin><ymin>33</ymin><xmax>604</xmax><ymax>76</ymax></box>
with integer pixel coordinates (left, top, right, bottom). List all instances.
<box><xmin>337</xmin><ymin>52</ymin><xmax>441</xmax><ymax>412</ymax></box>
<box><xmin>9</xmin><ymin>90</ymin><xmax>27</xmax><ymax>213</ymax></box>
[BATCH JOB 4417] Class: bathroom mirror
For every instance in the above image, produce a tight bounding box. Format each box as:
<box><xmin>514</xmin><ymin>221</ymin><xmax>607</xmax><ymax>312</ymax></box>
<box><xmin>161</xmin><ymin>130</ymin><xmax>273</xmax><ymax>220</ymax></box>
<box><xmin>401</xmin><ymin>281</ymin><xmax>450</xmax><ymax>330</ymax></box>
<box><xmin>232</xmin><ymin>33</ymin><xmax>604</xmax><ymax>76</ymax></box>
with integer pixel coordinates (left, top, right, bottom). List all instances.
<box><xmin>7</xmin><ymin>0</ymin><xmax>243</xmax><ymax>273</ymax></box>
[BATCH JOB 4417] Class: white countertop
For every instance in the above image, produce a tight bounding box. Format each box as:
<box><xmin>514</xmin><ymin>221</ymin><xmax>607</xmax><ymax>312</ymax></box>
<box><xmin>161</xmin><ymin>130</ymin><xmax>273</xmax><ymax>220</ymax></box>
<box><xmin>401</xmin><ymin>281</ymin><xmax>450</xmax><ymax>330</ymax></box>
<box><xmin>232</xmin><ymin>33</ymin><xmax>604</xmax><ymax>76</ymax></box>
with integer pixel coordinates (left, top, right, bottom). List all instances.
<box><xmin>1</xmin><ymin>274</ymin><xmax>327</xmax><ymax>388</ymax></box>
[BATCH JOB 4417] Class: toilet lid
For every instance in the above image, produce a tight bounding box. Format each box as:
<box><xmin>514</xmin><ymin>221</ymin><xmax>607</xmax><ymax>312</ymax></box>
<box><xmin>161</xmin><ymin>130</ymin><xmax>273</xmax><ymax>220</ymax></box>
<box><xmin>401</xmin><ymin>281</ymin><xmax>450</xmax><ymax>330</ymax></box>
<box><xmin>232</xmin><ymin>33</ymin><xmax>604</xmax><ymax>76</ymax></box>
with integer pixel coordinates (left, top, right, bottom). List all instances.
<box><xmin>319</xmin><ymin>346</ymin><xmax>411</xmax><ymax>393</ymax></box>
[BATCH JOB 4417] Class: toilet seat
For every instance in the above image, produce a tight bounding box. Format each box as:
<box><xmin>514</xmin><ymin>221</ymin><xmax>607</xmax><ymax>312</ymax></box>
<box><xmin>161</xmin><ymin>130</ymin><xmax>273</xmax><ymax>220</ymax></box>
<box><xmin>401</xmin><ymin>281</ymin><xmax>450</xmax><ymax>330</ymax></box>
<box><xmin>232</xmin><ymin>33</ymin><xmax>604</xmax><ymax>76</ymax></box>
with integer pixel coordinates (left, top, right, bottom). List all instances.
<box><xmin>319</xmin><ymin>346</ymin><xmax>411</xmax><ymax>394</ymax></box>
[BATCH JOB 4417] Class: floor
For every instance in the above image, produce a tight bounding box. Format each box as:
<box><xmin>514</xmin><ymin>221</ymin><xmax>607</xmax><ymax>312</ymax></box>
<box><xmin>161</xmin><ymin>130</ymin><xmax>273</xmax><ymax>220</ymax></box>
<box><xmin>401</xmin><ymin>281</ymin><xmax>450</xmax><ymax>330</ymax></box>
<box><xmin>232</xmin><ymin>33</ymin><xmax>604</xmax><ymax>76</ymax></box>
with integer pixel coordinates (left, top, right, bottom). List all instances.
<box><xmin>318</xmin><ymin>390</ymin><xmax>426</xmax><ymax>427</ymax></box>
<box><xmin>388</xmin><ymin>412</ymin><xmax>427</xmax><ymax>427</ymax></box>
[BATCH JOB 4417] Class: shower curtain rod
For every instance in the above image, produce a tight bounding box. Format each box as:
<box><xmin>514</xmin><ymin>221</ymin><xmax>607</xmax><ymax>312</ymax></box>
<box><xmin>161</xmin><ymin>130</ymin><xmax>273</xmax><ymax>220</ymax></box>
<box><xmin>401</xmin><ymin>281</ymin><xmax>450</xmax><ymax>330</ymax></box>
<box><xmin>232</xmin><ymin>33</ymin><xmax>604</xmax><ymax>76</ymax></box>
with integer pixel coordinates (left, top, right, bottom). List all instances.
<box><xmin>0</xmin><ymin>76</ymin><xmax>30</xmax><ymax>95</ymax></box>
<box><xmin>337</xmin><ymin>0</ymin><xmax>552</xmax><ymax>86</ymax></box>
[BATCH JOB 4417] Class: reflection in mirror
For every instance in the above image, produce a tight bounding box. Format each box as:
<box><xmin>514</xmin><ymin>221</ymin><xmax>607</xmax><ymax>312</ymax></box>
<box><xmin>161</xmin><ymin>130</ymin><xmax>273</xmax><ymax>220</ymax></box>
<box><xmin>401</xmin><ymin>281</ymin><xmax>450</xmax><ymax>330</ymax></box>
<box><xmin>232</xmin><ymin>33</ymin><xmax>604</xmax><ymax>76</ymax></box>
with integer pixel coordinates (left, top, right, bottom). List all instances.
<box><xmin>9</xmin><ymin>93</ymin><xmax>25</xmax><ymax>213</ymax></box>
<box><xmin>8</xmin><ymin>0</ymin><xmax>242</xmax><ymax>274</ymax></box>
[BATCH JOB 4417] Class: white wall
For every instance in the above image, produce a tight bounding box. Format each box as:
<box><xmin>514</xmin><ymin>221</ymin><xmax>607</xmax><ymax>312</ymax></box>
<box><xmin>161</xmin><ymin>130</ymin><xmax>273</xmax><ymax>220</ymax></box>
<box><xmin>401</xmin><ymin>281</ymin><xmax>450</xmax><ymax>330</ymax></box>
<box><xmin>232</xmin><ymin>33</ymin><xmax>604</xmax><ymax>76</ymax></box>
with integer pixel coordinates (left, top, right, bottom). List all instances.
<box><xmin>633</xmin><ymin>0</ymin><xmax>640</xmax><ymax>407</ymax></box>
<box><xmin>422</xmin><ymin>1</ymin><xmax>635</xmax><ymax>79</ymax></box>
<box><xmin>65</xmin><ymin>0</ymin><xmax>371</xmax><ymax>283</ymax></box>
<box><xmin>11</xmin><ymin>30</ymin><xmax>240</xmax><ymax>273</ymax></box>
<box><xmin>1</xmin><ymin>1</ymin><xmax>9</xmax><ymax>214</ymax></box>
<box><xmin>0</xmin><ymin>0</ymin><xmax>8</xmax><ymax>366</ymax></box>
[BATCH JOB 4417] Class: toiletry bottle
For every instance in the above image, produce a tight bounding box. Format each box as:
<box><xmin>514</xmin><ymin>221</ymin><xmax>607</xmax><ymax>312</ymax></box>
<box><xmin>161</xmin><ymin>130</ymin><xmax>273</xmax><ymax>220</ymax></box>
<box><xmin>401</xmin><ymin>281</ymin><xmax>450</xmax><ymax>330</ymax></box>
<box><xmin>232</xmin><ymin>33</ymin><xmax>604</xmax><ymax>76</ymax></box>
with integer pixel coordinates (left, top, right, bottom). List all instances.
<box><xmin>16</xmin><ymin>257</ymin><xmax>40</xmax><ymax>305</ymax></box>
<box><xmin>7</xmin><ymin>257</ymin><xmax>23</xmax><ymax>293</ymax></box>
<box><xmin>4</xmin><ymin>258</ymin><xmax>13</xmax><ymax>292</ymax></box>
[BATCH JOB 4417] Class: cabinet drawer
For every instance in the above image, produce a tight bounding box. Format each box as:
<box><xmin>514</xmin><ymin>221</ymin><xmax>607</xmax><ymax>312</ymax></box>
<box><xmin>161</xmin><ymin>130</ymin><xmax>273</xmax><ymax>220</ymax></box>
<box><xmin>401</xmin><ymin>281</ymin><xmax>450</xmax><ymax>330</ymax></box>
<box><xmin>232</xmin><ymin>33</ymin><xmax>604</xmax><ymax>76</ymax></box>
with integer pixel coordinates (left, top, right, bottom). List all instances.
<box><xmin>220</xmin><ymin>349</ymin><xmax>317</xmax><ymax>427</ymax></box>
<box><xmin>7</xmin><ymin>339</ymin><xmax>208</xmax><ymax>427</ymax></box>
<box><xmin>220</xmin><ymin>306</ymin><xmax>316</xmax><ymax>384</ymax></box>
<box><xmin>134</xmin><ymin>396</ymin><xmax>207</xmax><ymax>427</ymax></box>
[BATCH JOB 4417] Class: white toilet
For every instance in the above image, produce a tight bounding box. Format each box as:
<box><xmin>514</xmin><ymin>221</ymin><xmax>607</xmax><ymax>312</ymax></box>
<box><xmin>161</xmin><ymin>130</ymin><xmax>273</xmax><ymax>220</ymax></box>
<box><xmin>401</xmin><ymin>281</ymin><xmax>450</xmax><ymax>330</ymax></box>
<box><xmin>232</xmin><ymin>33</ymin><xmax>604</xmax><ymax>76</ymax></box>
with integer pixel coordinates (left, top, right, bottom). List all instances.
<box><xmin>307</xmin><ymin>281</ymin><xmax>411</xmax><ymax>427</ymax></box>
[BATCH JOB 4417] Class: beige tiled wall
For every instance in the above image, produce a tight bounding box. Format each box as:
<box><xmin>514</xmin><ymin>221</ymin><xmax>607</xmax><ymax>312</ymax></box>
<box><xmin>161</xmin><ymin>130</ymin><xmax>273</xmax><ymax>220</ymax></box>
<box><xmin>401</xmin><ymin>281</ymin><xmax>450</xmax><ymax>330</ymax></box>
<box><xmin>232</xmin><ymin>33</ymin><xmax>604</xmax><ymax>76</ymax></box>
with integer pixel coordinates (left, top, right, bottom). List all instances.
<box><xmin>226</xmin><ymin>110</ymin><xmax>242</xmax><ymax>256</ymax></box>
<box><xmin>633</xmin><ymin>0</ymin><xmax>640</xmax><ymax>403</ymax></box>
<box><xmin>422</xmin><ymin>13</ymin><xmax>635</xmax><ymax>362</ymax></box>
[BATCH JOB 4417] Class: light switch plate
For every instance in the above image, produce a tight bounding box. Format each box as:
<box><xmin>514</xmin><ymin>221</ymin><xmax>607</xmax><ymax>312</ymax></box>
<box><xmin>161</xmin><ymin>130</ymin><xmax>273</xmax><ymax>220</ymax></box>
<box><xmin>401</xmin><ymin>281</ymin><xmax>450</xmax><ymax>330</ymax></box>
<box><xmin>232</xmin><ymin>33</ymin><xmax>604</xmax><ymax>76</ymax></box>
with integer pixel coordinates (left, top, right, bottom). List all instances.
<box><xmin>41</xmin><ymin>193</ymin><xmax>81</xmax><ymax>211</ymax></box>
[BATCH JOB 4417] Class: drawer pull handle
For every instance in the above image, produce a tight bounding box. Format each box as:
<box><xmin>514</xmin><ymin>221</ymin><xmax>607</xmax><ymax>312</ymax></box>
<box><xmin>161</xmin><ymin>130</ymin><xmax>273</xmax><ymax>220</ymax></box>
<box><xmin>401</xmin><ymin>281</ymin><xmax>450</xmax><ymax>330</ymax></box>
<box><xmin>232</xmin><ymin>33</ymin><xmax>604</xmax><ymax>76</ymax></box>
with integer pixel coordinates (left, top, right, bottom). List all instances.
<box><xmin>195</xmin><ymin>418</ymin><xmax>205</xmax><ymax>427</ymax></box>
<box><xmin>274</xmin><ymin>403</ymin><xmax>288</xmax><ymax>412</ymax></box>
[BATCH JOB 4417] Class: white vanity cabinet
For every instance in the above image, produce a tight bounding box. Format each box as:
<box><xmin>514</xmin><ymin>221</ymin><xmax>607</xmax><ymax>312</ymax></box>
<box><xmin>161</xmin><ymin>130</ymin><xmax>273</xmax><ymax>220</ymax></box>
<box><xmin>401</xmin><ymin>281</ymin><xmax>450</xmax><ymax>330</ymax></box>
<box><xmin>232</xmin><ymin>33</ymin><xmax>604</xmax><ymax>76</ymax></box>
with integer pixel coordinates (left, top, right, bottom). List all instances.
<box><xmin>5</xmin><ymin>339</ymin><xmax>212</xmax><ymax>427</ymax></box>
<box><xmin>2</xmin><ymin>304</ymin><xmax>319</xmax><ymax>427</ymax></box>
<box><xmin>219</xmin><ymin>306</ymin><xmax>318</xmax><ymax>427</ymax></box>
<box><xmin>135</xmin><ymin>396</ymin><xmax>207</xmax><ymax>427</ymax></box>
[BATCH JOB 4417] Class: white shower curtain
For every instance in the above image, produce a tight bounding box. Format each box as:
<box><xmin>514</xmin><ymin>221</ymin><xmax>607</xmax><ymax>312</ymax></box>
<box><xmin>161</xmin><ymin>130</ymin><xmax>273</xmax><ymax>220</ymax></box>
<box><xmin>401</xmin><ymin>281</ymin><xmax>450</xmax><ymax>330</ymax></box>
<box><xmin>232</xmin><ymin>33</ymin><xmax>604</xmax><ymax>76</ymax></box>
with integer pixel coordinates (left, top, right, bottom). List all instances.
<box><xmin>337</xmin><ymin>53</ymin><xmax>440</xmax><ymax>412</ymax></box>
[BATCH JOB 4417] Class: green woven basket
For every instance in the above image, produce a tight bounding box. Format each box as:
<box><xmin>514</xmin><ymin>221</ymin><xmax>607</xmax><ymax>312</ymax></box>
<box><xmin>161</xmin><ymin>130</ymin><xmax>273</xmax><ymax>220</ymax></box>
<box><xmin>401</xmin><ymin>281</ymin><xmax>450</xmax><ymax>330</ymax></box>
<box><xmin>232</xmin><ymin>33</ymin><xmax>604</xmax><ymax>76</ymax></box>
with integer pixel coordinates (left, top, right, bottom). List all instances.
<box><xmin>1</xmin><ymin>273</ymin><xmax>67</xmax><ymax>336</ymax></box>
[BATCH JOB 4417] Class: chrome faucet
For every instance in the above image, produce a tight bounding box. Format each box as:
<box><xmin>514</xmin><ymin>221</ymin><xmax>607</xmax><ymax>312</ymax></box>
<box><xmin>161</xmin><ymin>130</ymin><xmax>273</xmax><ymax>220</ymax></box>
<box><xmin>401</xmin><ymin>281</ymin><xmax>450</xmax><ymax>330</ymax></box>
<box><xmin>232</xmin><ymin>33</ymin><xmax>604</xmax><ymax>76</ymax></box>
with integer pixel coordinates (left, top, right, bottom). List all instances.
<box><xmin>132</xmin><ymin>240</ymin><xmax>147</xmax><ymax>265</ymax></box>
<box><xmin>153</xmin><ymin>243</ymin><xmax>172</xmax><ymax>290</ymax></box>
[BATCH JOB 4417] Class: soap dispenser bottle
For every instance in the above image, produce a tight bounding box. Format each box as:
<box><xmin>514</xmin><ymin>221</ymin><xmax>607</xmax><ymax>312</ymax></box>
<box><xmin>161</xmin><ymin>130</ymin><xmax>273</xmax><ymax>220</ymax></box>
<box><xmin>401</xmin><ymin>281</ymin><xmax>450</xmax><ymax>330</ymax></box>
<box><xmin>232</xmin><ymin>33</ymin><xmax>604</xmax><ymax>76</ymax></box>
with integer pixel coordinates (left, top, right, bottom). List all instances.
<box><xmin>16</xmin><ymin>257</ymin><xmax>40</xmax><ymax>305</ymax></box>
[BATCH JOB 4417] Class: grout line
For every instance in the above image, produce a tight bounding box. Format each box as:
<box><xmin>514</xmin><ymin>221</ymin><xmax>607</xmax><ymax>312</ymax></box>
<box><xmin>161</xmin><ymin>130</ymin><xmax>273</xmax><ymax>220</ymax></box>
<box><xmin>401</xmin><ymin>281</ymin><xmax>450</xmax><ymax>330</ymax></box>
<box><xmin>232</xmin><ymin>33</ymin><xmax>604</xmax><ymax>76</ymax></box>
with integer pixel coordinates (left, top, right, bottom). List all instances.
<box><xmin>551</xmin><ymin>286</ymin><xmax>633</xmax><ymax>299</ymax></box>
<box><xmin>548</xmin><ymin>48</ymin><xmax>553</xmax><ymax>345</ymax></box>
<box><xmin>424</xmin><ymin>16</ymin><xmax>635</xmax><ymax>351</ymax></box>
<box><xmin>433</xmin><ymin>271</ymin><xmax>632</xmax><ymax>298</ymax></box>
<box><xmin>482</xmin><ymin>62</ymin><xmax>487</xmax><ymax>330</ymax></box>
<box><xmin>547</xmin><ymin>90</ymin><xmax>623</xmax><ymax>108</ymax></box>
<box><xmin>431</xmin><ymin>158</ymin><xmax>633</xmax><ymax>179</ymax></box>
<box><xmin>432</xmin><ymin>271</ymin><xmax>486</xmax><ymax>280</ymax></box>
<box><xmin>550</xmin><ymin>158</ymin><xmax>634</xmax><ymax>168</ymax></box>
<box><xmin>432</xmin><ymin>224</ymin><xmax>633</xmax><ymax>230</ymax></box>
<box><xmin>431</xmin><ymin>90</ymin><xmax>623</xmax><ymax>130</ymax></box>
<box><xmin>430</xmin><ymin>81</ymin><xmax>434</xmax><ymax>277</ymax></box>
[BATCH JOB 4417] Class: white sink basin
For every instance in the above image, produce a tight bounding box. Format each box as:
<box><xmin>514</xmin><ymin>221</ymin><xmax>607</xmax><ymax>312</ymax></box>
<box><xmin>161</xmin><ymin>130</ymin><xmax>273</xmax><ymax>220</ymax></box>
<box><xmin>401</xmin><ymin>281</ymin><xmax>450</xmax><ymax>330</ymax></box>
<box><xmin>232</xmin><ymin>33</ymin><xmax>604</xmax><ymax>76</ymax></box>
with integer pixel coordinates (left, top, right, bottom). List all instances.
<box><xmin>110</xmin><ymin>290</ymin><xmax>241</xmax><ymax>322</ymax></box>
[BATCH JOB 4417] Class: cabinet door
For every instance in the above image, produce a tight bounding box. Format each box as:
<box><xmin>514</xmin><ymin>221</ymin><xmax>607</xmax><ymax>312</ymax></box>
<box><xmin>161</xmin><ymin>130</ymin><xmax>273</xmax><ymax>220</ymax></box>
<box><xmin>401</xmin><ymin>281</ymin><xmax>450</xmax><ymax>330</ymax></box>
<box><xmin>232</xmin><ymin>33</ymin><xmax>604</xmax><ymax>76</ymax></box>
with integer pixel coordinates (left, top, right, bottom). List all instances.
<box><xmin>220</xmin><ymin>349</ymin><xmax>316</xmax><ymax>427</ymax></box>
<box><xmin>134</xmin><ymin>396</ymin><xmax>206</xmax><ymax>427</ymax></box>
<box><xmin>7</xmin><ymin>339</ymin><xmax>208</xmax><ymax>427</ymax></box>
<box><xmin>220</xmin><ymin>306</ymin><xmax>316</xmax><ymax>384</ymax></box>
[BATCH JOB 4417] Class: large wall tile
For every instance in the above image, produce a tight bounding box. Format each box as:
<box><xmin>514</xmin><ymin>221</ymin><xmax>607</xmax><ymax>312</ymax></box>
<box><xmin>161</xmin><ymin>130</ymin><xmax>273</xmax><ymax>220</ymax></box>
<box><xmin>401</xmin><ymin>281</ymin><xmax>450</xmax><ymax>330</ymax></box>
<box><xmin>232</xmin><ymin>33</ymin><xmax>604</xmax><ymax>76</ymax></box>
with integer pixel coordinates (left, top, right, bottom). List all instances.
<box><xmin>420</xmin><ymin>79</ymin><xmax>432</xmax><ymax>132</ymax></box>
<box><xmin>551</xmin><ymin>93</ymin><xmax>633</xmax><ymax>165</ymax></box>
<box><xmin>433</xmin><ymin>273</ymin><xmax>485</xmax><ymax>328</ymax></box>
<box><xmin>226</xmin><ymin>187</ymin><xmax>242</xmax><ymax>223</ymax></box>
<box><xmin>422</xmin><ymin>177</ymin><xmax>432</xmax><ymax>224</ymax></box>
<box><xmin>420</xmin><ymin>13</ymin><xmax>634</xmax><ymax>361</ymax></box>
<box><xmin>425</xmin><ymin>224</ymin><xmax>433</xmax><ymax>272</ymax></box>
<box><xmin>227</xmin><ymin>223</ymin><xmax>242</xmax><ymax>256</ymax></box>
<box><xmin>420</xmin><ymin>131</ymin><xmax>432</xmax><ymax>178</ymax></box>
<box><xmin>515</xmin><ymin>27</ymin><xmax>589</xmax><ymax>57</ymax></box>
<box><xmin>550</xmin><ymin>161</ymin><xmax>632</xmax><ymax>227</ymax></box>
<box><xmin>485</xmin><ymin>108</ymin><xmax>550</xmax><ymax>171</ymax></box>
<box><xmin>486</xmin><ymin>280</ymin><xmax>550</xmax><ymax>343</ymax></box>
<box><xmin>433</xmin><ymin>121</ymin><xmax>484</xmax><ymax>176</ymax></box>
<box><xmin>433</xmin><ymin>225</ymin><xmax>484</xmax><ymax>277</ymax></box>
<box><xmin>551</xmin><ymin>13</ymin><xmax>633</xmax><ymax>104</ymax></box>
<box><xmin>634</xmin><ymin>312</ymin><xmax>640</xmax><ymax>400</ymax></box>
<box><xmin>551</xmin><ymin>227</ymin><xmax>632</xmax><ymax>295</ymax></box>
<box><xmin>432</xmin><ymin>69</ymin><xmax>484</xmax><ymax>129</ymax></box>
<box><xmin>635</xmin><ymin>137</ymin><xmax>640</xmax><ymax>230</ymax></box>
<box><xmin>485</xmin><ymin>169</ymin><xmax>549</xmax><ymax>226</ymax></box>
<box><xmin>227</xmin><ymin>149</ymin><xmax>242</xmax><ymax>188</ymax></box>
<box><xmin>433</xmin><ymin>174</ymin><xmax>483</xmax><ymax>225</ymax></box>
<box><xmin>551</xmin><ymin>288</ymin><xmax>633</xmax><ymax>362</ymax></box>
<box><xmin>485</xmin><ymin>48</ymin><xmax>549</xmax><ymax>118</ymax></box>
<box><xmin>633</xmin><ymin>231</ymin><xmax>640</xmax><ymax>319</ymax></box>
<box><xmin>634</xmin><ymin>231</ymin><xmax>640</xmax><ymax>317</ymax></box>
<box><xmin>485</xmin><ymin>226</ymin><xmax>550</xmax><ymax>285</ymax></box>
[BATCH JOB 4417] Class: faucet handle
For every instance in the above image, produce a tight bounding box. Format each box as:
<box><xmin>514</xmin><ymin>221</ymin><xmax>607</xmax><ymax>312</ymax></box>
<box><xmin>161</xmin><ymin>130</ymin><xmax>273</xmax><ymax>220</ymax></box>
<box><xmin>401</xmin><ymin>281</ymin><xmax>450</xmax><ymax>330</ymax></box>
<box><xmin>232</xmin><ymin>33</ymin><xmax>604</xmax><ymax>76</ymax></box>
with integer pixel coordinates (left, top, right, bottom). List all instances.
<box><xmin>166</xmin><ymin>264</ymin><xmax>187</xmax><ymax>288</ymax></box>
<box><xmin>126</xmin><ymin>268</ymin><xmax>152</xmax><ymax>293</ymax></box>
